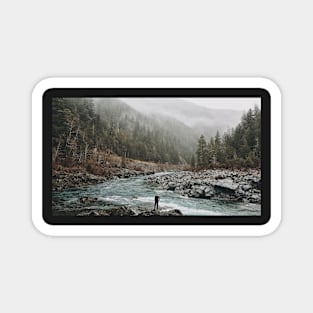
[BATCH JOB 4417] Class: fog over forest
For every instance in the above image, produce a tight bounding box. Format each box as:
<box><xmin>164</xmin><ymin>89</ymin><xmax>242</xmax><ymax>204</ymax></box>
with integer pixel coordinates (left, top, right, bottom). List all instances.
<box><xmin>122</xmin><ymin>97</ymin><xmax>260</xmax><ymax>137</ymax></box>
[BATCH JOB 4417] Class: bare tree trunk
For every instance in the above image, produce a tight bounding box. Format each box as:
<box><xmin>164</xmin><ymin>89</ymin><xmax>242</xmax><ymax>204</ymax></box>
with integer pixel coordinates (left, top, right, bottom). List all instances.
<box><xmin>97</xmin><ymin>152</ymin><xmax>101</xmax><ymax>165</ymax></box>
<box><xmin>75</xmin><ymin>125</ymin><xmax>80</xmax><ymax>141</ymax></box>
<box><xmin>66</xmin><ymin>119</ymin><xmax>74</xmax><ymax>145</ymax></box>
<box><xmin>72</xmin><ymin>125</ymin><xmax>80</xmax><ymax>161</ymax></box>
<box><xmin>84</xmin><ymin>143</ymin><xmax>89</xmax><ymax>163</ymax></box>
<box><xmin>65</xmin><ymin>119</ymin><xmax>74</xmax><ymax>157</ymax></box>
<box><xmin>53</xmin><ymin>138</ymin><xmax>61</xmax><ymax>162</ymax></box>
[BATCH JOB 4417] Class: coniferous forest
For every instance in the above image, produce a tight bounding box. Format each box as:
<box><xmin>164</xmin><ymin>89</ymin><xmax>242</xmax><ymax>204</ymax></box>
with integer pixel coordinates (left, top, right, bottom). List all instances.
<box><xmin>52</xmin><ymin>98</ymin><xmax>197</xmax><ymax>167</ymax></box>
<box><xmin>195</xmin><ymin>106</ymin><xmax>261</xmax><ymax>169</ymax></box>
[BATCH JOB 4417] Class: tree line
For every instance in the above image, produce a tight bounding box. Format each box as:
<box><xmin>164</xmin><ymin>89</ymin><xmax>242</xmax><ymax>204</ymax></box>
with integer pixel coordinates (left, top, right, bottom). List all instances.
<box><xmin>194</xmin><ymin>106</ymin><xmax>261</xmax><ymax>169</ymax></box>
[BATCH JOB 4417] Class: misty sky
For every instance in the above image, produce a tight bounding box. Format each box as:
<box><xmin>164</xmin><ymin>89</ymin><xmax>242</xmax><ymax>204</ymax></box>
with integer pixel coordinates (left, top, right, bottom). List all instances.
<box><xmin>122</xmin><ymin>98</ymin><xmax>260</xmax><ymax>111</ymax></box>
<box><xmin>183</xmin><ymin>98</ymin><xmax>261</xmax><ymax>111</ymax></box>
<box><xmin>118</xmin><ymin>97</ymin><xmax>261</xmax><ymax>133</ymax></box>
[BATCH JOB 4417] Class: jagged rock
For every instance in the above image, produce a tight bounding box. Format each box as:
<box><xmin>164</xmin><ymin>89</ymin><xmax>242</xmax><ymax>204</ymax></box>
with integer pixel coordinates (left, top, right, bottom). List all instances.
<box><xmin>213</xmin><ymin>178</ymin><xmax>238</xmax><ymax>192</ymax></box>
<box><xmin>80</xmin><ymin>196</ymin><xmax>98</xmax><ymax>204</ymax></box>
<box><xmin>167</xmin><ymin>182</ymin><xmax>176</xmax><ymax>191</ymax></box>
<box><xmin>204</xmin><ymin>186</ymin><xmax>214</xmax><ymax>198</ymax></box>
<box><xmin>161</xmin><ymin>209</ymin><xmax>183</xmax><ymax>216</ymax></box>
<box><xmin>249</xmin><ymin>194</ymin><xmax>261</xmax><ymax>203</ymax></box>
<box><xmin>241</xmin><ymin>184</ymin><xmax>252</xmax><ymax>191</ymax></box>
<box><xmin>77</xmin><ymin>210</ymin><xmax>103</xmax><ymax>216</ymax></box>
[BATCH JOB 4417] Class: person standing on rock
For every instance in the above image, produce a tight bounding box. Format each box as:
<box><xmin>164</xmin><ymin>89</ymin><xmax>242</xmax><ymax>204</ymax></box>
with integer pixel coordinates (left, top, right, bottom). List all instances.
<box><xmin>154</xmin><ymin>195</ymin><xmax>160</xmax><ymax>210</ymax></box>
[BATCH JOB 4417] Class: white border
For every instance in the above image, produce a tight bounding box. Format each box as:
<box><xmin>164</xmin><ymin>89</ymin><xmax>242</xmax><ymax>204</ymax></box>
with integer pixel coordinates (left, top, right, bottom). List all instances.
<box><xmin>32</xmin><ymin>77</ymin><xmax>281</xmax><ymax>237</ymax></box>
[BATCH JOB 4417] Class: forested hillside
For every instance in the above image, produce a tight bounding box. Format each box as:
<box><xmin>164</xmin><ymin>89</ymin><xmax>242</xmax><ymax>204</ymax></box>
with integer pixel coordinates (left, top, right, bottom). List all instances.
<box><xmin>52</xmin><ymin>98</ymin><xmax>197</xmax><ymax>170</ymax></box>
<box><xmin>194</xmin><ymin>106</ymin><xmax>261</xmax><ymax>168</ymax></box>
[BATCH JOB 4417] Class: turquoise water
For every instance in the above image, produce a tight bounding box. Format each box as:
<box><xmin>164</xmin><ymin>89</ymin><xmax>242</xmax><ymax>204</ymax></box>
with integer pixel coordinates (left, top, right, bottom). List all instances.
<box><xmin>52</xmin><ymin>173</ymin><xmax>261</xmax><ymax>216</ymax></box>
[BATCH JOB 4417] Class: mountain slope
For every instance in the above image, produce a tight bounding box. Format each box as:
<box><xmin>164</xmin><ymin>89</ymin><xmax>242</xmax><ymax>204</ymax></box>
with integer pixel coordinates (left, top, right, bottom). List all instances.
<box><xmin>94</xmin><ymin>98</ymin><xmax>198</xmax><ymax>163</ymax></box>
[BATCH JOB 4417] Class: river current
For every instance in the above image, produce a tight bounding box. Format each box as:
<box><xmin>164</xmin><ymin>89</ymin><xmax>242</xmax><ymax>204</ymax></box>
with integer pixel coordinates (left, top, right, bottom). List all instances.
<box><xmin>52</xmin><ymin>172</ymin><xmax>261</xmax><ymax>216</ymax></box>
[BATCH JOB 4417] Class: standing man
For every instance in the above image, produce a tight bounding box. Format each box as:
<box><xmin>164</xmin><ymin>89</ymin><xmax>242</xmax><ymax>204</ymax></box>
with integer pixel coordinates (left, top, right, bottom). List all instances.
<box><xmin>154</xmin><ymin>195</ymin><xmax>160</xmax><ymax>210</ymax></box>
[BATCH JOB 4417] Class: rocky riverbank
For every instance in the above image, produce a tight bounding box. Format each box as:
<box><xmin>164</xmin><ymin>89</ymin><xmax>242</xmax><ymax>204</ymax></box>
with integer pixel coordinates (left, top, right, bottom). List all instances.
<box><xmin>53</xmin><ymin>200</ymin><xmax>183</xmax><ymax>217</ymax></box>
<box><xmin>146</xmin><ymin>169</ymin><xmax>261</xmax><ymax>204</ymax></box>
<box><xmin>52</xmin><ymin>168</ymin><xmax>155</xmax><ymax>191</ymax></box>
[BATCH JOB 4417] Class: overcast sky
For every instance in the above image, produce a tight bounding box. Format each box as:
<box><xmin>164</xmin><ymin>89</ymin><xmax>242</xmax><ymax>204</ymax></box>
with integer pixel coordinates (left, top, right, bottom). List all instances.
<box><xmin>121</xmin><ymin>98</ymin><xmax>260</xmax><ymax>111</ymax></box>
<box><xmin>183</xmin><ymin>98</ymin><xmax>261</xmax><ymax>111</ymax></box>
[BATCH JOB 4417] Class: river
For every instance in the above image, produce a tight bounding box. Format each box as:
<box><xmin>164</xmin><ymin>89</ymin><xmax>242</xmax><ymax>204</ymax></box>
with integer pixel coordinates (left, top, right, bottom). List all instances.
<box><xmin>52</xmin><ymin>172</ymin><xmax>261</xmax><ymax>216</ymax></box>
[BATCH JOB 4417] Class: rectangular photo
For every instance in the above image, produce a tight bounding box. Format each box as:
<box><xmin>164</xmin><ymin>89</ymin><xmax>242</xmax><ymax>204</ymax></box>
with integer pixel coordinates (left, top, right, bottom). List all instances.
<box><xmin>51</xmin><ymin>96</ymin><xmax>262</xmax><ymax>218</ymax></box>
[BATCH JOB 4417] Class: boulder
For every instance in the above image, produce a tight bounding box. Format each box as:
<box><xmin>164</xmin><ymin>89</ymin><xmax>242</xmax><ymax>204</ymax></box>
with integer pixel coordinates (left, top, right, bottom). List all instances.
<box><xmin>160</xmin><ymin>209</ymin><xmax>183</xmax><ymax>216</ymax></box>
<box><xmin>77</xmin><ymin>210</ymin><xmax>101</xmax><ymax>216</ymax></box>
<box><xmin>249</xmin><ymin>194</ymin><xmax>261</xmax><ymax>204</ymax></box>
<box><xmin>204</xmin><ymin>186</ymin><xmax>214</xmax><ymax>198</ymax></box>
<box><xmin>167</xmin><ymin>182</ymin><xmax>176</xmax><ymax>191</ymax></box>
<box><xmin>79</xmin><ymin>196</ymin><xmax>98</xmax><ymax>204</ymax></box>
<box><xmin>213</xmin><ymin>178</ymin><xmax>238</xmax><ymax>193</ymax></box>
<box><xmin>241</xmin><ymin>184</ymin><xmax>252</xmax><ymax>191</ymax></box>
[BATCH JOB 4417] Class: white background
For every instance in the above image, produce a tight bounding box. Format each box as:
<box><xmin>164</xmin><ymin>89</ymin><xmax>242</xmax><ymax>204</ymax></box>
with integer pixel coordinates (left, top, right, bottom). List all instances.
<box><xmin>0</xmin><ymin>0</ymin><xmax>311</xmax><ymax>312</ymax></box>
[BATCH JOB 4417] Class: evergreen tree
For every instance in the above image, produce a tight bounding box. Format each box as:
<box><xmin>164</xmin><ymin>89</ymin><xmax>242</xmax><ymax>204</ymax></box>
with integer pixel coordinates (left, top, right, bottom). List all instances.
<box><xmin>214</xmin><ymin>131</ymin><xmax>224</xmax><ymax>164</ymax></box>
<box><xmin>196</xmin><ymin>135</ymin><xmax>207</xmax><ymax>168</ymax></box>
